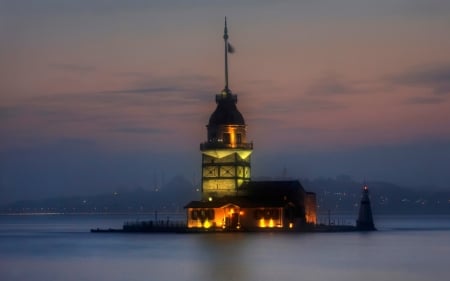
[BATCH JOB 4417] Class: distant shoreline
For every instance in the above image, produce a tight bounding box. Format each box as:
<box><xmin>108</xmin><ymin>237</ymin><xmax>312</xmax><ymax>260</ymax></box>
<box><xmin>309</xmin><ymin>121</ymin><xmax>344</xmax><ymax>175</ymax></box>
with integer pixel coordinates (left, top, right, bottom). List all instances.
<box><xmin>0</xmin><ymin>211</ymin><xmax>185</xmax><ymax>216</ymax></box>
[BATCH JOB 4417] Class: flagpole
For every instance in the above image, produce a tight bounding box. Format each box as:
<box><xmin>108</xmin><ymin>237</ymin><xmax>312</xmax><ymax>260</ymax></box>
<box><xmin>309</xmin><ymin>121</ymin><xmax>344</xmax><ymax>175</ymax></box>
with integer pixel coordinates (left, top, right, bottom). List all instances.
<box><xmin>223</xmin><ymin>17</ymin><xmax>229</xmax><ymax>91</ymax></box>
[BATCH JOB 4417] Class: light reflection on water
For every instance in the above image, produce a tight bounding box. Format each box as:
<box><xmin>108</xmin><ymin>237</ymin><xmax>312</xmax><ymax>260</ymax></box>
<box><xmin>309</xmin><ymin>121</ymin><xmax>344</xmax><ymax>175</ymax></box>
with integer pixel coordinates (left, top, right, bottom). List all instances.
<box><xmin>0</xmin><ymin>215</ymin><xmax>449</xmax><ymax>281</ymax></box>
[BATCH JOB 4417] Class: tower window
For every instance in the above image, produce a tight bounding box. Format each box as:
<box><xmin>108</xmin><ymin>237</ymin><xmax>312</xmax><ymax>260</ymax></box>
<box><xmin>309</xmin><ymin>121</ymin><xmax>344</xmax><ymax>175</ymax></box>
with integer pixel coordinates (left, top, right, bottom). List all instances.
<box><xmin>223</xmin><ymin>133</ymin><xmax>231</xmax><ymax>144</ymax></box>
<box><xmin>236</xmin><ymin>133</ymin><xmax>242</xmax><ymax>144</ymax></box>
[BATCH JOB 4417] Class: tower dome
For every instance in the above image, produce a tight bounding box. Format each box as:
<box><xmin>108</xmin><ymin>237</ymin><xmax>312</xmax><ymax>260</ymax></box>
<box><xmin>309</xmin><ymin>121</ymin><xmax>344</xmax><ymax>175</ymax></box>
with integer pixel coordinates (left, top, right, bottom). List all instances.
<box><xmin>208</xmin><ymin>90</ymin><xmax>245</xmax><ymax>126</ymax></box>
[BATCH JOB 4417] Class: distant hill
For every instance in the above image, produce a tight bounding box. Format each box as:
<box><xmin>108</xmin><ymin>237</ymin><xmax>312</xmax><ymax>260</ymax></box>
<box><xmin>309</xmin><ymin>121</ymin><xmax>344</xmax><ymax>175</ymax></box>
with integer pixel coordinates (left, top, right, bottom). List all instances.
<box><xmin>0</xmin><ymin>175</ymin><xmax>198</xmax><ymax>214</ymax></box>
<box><xmin>1</xmin><ymin>175</ymin><xmax>449</xmax><ymax>214</ymax></box>
<box><xmin>301</xmin><ymin>176</ymin><xmax>450</xmax><ymax>215</ymax></box>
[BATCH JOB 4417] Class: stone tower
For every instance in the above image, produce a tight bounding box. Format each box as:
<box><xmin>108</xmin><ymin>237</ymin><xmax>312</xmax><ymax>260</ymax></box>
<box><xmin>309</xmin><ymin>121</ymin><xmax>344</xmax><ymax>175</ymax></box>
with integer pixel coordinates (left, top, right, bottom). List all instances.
<box><xmin>200</xmin><ymin>18</ymin><xmax>253</xmax><ymax>200</ymax></box>
<box><xmin>356</xmin><ymin>184</ymin><xmax>376</xmax><ymax>230</ymax></box>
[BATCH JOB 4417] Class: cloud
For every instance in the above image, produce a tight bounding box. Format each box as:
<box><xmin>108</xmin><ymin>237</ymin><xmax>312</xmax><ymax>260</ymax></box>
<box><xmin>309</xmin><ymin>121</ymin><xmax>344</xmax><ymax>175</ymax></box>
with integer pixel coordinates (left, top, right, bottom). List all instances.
<box><xmin>1</xmin><ymin>73</ymin><xmax>217</xmax><ymax>148</ymax></box>
<box><xmin>297</xmin><ymin>98</ymin><xmax>347</xmax><ymax>111</ymax></box>
<box><xmin>56</xmin><ymin>137</ymin><xmax>97</xmax><ymax>147</ymax></box>
<box><xmin>404</xmin><ymin>96</ymin><xmax>447</xmax><ymax>105</ymax></box>
<box><xmin>30</xmin><ymin>73</ymin><xmax>216</xmax><ymax>108</ymax></box>
<box><xmin>285</xmin><ymin>126</ymin><xmax>329</xmax><ymax>134</ymax></box>
<box><xmin>390</xmin><ymin>63</ymin><xmax>450</xmax><ymax>95</ymax></box>
<box><xmin>258</xmin><ymin>97</ymin><xmax>345</xmax><ymax>115</ymax></box>
<box><xmin>49</xmin><ymin>63</ymin><xmax>96</xmax><ymax>75</ymax></box>
<box><xmin>246</xmin><ymin>75</ymin><xmax>349</xmax><ymax>116</ymax></box>
<box><xmin>113</xmin><ymin>127</ymin><xmax>170</xmax><ymax>135</ymax></box>
<box><xmin>0</xmin><ymin>106</ymin><xmax>21</xmax><ymax>120</ymax></box>
<box><xmin>305</xmin><ymin>73</ymin><xmax>360</xmax><ymax>96</ymax></box>
<box><xmin>96</xmin><ymin>74</ymin><xmax>217</xmax><ymax>103</ymax></box>
<box><xmin>246</xmin><ymin>86</ymin><xmax>347</xmax><ymax>126</ymax></box>
<box><xmin>398</xmin><ymin>0</ymin><xmax>450</xmax><ymax>18</ymax></box>
<box><xmin>113</xmin><ymin>72</ymin><xmax>150</xmax><ymax>78</ymax></box>
<box><xmin>98</xmin><ymin>87</ymin><xmax>182</xmax><ymax>95</ymax></box>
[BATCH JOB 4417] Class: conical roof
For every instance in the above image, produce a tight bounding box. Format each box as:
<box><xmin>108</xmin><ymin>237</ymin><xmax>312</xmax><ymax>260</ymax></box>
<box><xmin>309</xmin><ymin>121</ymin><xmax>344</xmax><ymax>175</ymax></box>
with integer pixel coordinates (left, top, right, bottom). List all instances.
<box><xmin>208</xmin><ymin>91</ymin><xmax>245</xmax><ymax>126</ymax></box>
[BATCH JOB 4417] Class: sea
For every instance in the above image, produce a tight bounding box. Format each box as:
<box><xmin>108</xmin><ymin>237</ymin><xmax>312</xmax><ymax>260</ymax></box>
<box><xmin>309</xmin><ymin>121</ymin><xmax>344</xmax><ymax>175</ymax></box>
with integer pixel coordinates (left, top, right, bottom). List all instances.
<box><xmin>0</xmin><ymin>213</ymin><xmax>449</xmax><ymax>281</ymax></box>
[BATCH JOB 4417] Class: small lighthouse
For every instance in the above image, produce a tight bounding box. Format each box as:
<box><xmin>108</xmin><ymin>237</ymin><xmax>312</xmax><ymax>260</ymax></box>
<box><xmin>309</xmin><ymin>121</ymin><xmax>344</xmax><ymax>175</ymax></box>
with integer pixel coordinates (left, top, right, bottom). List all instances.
<box><xmin>356</xmin><ymin>184</ymin><xmax>376</xmax><ymax>231</ymax></box>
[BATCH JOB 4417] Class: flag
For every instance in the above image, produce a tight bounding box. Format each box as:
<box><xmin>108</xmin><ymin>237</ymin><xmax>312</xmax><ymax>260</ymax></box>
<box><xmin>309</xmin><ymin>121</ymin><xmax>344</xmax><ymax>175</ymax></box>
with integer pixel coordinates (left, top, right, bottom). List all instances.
<box><xmin>227</xmin><ymin>42</ymin><xmax>235</xmax><ymax>53</ymax></box>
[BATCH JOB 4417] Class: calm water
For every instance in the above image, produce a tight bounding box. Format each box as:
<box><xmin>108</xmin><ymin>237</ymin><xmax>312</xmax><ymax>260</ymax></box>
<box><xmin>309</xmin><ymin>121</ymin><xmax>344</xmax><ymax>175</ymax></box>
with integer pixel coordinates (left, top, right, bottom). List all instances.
<box><xmin>1</xmin><ymin>214</ymin><xmax>449</xmax><ymax>281</ymax></box>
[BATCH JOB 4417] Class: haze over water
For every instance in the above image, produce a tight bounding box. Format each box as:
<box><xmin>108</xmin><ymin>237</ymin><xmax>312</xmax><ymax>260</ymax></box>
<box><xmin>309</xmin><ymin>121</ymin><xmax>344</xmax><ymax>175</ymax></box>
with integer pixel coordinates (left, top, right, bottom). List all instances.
<box><xmin>2</xmin><ymin>1</ymin><xmax>450</xmax><ymax>204</ymax></box>
<box><xmin>1</xmin><ymin>215</ymin><xmax>449</xmax><ymax>281</ymax></box>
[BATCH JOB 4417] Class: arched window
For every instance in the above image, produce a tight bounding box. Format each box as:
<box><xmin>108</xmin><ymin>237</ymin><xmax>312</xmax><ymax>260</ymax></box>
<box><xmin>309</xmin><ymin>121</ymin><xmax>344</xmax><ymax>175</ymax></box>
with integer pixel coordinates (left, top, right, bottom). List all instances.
<box><xmin>191</xmin><ymin>210</ymin><xmax>199</xmax><ymax>220</ymax></box>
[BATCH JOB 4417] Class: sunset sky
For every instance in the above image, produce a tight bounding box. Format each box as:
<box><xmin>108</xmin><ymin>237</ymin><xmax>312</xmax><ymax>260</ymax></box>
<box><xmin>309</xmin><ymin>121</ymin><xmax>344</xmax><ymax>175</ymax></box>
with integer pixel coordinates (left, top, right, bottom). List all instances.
<box><xmin>1</xmin><ymin>0</ymin><xmax>450</xmax><ymax>203</ymax></box>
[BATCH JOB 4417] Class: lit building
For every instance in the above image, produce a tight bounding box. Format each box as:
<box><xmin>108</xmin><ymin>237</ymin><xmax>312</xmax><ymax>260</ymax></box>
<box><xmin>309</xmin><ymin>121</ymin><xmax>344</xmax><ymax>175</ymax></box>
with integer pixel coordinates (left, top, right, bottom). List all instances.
<box><xmin>199</xmin><ymin>77</ymin><xmax>252</xmax><ymax>200</ymax></box>
<box><xmin>185</xmin><ymin>18</ymin><xmax>317</xmax><ymax>231</ymax></box>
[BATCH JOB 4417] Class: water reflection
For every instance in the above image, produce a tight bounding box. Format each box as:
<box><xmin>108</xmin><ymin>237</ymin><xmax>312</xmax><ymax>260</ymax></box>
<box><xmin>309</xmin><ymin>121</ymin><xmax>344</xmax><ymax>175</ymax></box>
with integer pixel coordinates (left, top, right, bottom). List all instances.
<box><xmin>197</xmin><ymin>233</ymin><xmax>248</xmax><ymax>281</ymax></box>
<box><xmin>1</xmin><ymin>215</ymin><xmax>449</xmax><ymax>281</ymax></box>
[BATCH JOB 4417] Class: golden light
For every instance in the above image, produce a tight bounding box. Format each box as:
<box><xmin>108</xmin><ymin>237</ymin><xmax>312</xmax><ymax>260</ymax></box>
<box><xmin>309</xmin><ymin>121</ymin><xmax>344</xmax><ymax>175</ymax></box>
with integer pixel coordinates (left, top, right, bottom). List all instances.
<box><xmin>227</xmin><ymin>127</ymin><xmax>236</xmax><ymax>146</ymax></box>
<box><xmin>259</xmin><ymin>218</ymin><xmax>266</xmax><ymax>228</ymax></box>
<box><xmin>202</xmin><ymin>149</ymin><xmax>252</xmax><ymax>159</ymax></box>
<box><xmin>289</xmin><ymin>222</ymin><xmax>294</xmax><ymax>229</ymax></box>
<box><xmin>203</xmin><ymin>220</ymin><xmax>211</xmax><ymax>229</ymax></box>
<box><xmin>268</xmin><ymin>219</ymin><xmax>274</xmax><ymax>228</ymax></box>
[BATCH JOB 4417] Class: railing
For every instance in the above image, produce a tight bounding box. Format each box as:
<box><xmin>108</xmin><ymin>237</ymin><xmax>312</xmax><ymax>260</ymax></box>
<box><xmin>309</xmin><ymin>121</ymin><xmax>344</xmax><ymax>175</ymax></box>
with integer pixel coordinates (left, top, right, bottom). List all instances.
<box><xmin>200</xmin><ymin>141</ymin><xmax>253</xmax><ymax>150</ymax></box>
<box><xmin>123</xmin><ymin>220</ymin><xmax>187</xmax><ymax>232</ymax></box>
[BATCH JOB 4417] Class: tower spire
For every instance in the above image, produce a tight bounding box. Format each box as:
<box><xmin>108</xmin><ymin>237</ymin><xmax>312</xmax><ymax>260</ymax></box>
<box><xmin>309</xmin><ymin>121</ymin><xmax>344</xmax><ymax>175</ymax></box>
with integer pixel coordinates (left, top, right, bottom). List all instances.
<box><xmin>223</xmin><ymin>16</ymin><xmax>229</xmax><ymax>92</ymax></box>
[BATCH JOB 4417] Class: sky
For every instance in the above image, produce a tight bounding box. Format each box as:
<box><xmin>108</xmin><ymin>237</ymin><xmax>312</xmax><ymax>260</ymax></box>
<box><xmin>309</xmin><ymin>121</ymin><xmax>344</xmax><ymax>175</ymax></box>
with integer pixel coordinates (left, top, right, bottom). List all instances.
<box><xmin>1</xmin><ymin>0</ymin><xmax>450</xmax><ymax>203</ymax></box>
